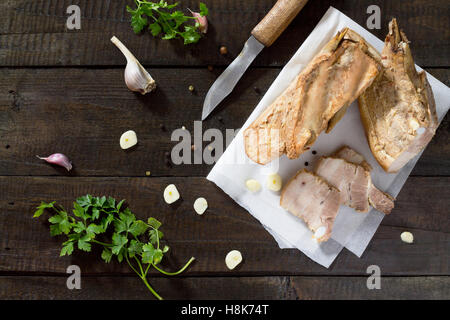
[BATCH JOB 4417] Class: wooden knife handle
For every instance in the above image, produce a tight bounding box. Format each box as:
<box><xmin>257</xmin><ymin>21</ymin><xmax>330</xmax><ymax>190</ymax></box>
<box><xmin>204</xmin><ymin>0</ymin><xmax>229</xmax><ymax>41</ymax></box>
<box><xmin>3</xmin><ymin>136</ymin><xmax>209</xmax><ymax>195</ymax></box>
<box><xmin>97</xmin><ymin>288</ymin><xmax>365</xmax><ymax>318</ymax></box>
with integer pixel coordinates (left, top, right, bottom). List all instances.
<box><xmin>251</xmin><ymin>0</ymin><xmax>309</xmax><ymax>47</ymax></box>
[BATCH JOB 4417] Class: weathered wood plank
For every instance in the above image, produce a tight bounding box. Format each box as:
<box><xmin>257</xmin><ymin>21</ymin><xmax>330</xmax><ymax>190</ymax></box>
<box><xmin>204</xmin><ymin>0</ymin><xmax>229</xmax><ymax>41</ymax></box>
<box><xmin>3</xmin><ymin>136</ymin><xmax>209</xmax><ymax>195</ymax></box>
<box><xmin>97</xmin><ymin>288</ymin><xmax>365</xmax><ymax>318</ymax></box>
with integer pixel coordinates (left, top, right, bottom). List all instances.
<box><xmin>0</xmin><ymin>275</ymin><xmax>448</xmax><ymax>300</ymax></box>
<box><xmin>0</xmin><ymin>0</ymin><xmax>448</xmax><ymax>67</ymax></box>
<box><xmin>0</xmin><ymin>68</ymin><xmax>448</xmax><ymax>177</ymax></box>
<box><xmin>0</xmin><ymin>176</ymin><xmax>448</xmax><ymax>275</ymax></box>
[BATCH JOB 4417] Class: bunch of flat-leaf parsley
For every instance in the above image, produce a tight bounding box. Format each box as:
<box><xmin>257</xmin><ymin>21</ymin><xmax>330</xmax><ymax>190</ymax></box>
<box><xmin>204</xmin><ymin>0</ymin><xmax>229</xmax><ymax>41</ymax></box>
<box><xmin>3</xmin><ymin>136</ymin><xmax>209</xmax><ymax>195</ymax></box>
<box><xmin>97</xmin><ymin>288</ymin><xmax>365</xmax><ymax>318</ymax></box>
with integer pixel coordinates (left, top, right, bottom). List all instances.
<box><xmin>127</xmin><ymin>0</ymin><xmax>209</xmax><ymax>44</ymax></box>
<box><xmin>33</xmin><ymin>195</ymin><xmax>195</xmax><ymax>300</ymax></box>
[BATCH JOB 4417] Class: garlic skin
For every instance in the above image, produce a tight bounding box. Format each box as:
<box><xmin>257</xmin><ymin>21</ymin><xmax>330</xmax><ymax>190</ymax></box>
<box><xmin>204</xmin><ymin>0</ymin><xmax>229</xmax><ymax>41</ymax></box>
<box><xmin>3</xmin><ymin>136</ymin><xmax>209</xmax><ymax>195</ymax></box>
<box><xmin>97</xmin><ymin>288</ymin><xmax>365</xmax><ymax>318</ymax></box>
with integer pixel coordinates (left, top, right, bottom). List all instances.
<box><xmin>111</xmin><ymin>36</ymin><xmax>156</xmax><ymax>95</ymax></box>
<box><xmin>37</xmin><ymin>153</ymin><xmax>72</xmax><ymax>171</ymax></box>
<box><xmin>189</xmin><ymin>9</ymin><xmax>208</xmax><ymax>34</ymax></box>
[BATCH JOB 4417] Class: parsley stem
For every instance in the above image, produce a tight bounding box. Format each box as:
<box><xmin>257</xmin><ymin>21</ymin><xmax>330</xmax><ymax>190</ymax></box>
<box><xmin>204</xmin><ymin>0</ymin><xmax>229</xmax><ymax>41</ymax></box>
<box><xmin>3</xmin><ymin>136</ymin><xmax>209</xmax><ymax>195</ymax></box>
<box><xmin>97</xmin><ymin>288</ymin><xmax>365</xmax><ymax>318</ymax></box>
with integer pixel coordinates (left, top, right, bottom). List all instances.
<box><xmin>91</xmin><ymin>239</ymin><xmax>112</xmax><ymax>247</ymax></box>
<box><xmin>152</xmin><ymin>257</ymin><xmax>195</xmax><ymax>276</ymax></box>
<box><xmin>140</xmin><ymin>275</ymin><xmax>163</xmax><ymax>300</ymax></box>
<box><xmin>134</xmin><ymin>257</ymin><xmax>145</xmax><ymax>275</ymax></box>
<box><xmin>127</xmin><ymin>256</ymin><xmax>162</xmax><ymax>300</ymax></box>
<box><xmin>125</xmin><ymin>254</ymin><xmax>140</xmax><ymax>276</ymax></box>
<box><xmin>125</xmin><ymin>255</ymin><xmax>163</xmax><ymax>300</ymax></box>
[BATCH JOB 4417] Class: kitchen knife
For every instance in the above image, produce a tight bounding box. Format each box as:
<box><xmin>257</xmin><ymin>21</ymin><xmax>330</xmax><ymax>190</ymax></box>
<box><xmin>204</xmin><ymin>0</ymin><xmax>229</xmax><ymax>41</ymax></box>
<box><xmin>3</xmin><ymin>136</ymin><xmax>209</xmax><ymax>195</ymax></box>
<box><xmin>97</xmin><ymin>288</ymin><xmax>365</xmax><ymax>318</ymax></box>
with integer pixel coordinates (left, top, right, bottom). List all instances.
<box><xmin>202</xmin><ymin>0</ymin><xmax>309</xmax><ymax>120</ymax></box>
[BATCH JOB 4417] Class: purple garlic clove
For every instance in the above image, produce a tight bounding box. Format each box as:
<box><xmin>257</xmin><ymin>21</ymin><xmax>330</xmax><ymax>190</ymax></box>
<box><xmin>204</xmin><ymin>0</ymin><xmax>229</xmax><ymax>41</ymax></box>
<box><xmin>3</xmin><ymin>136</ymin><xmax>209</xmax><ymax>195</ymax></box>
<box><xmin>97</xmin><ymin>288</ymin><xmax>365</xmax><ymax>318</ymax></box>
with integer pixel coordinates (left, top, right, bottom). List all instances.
<box><xmin>37</xmin><ymin>153</ymin><xmax>73</xmax><ymax>171</ymax></box>
<box><xmin>189</xmin><ymin>9</ymin><xmax>208</xmax><ymax>34</ymax></box>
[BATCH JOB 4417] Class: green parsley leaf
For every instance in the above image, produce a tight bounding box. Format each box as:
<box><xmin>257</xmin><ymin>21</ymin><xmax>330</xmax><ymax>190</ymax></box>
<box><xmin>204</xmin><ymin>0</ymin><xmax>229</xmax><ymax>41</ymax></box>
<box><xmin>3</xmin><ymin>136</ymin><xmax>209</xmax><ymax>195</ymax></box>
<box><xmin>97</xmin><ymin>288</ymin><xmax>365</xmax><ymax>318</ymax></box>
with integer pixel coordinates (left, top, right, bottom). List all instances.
<box><xmin>128</xmin><ymin>240</ymin><xmax>144</xmax><ymax>258</ymax></box>
<box><xmin>142</xmin><ymin>243</ymin><xmax>156</xmax><ymax>264</ymax></box>
<box><xmin>114</xmin><ymin>210</ymin><xmax>136</xmax><ymax>234</ymax></box>
<box><xmin>101</xmin><ymin>248</ymin><xmax>113</xmax><ymax>263</ymax></box>
<box><xmin>78</xmin><ymin>239</ymin><xmax>91</xmax><ymax>252</ymax></box>
<box><xmin>50</xmin><ymin>224</ymin><xmax>62</xmax><ymax>236</ymax></box>
<box><xmin>33</xmin><ymin>201</ymin><xmax>56</xmax><ymax>218</ymax></box>
<box><xmin>116</xmin><ymin>199</ymin><xmax>125</xmax><ymax>211</ymax></box>
<box><xmin>111</xmin><ymin>233</ymin><xmax>128</xmax><ymax>255</ymax></box>
<box><xmin>60</xmin><ymin>242</ymin><xmax>74</xmax><ymax>256</ymax></box>
<box><xmin>86</xmin><ymin>223</ymin><xmax>104</xmax><ymax>235</ymax></box>
<box><xmin>149</xmin><ymin>229</ymin><xmax>164</xmax><ymax>245</ymax></box>
<box><xmin>199</xmin><ymin>2</ymin><xmax>208</xmax><ymax>16</ymax></box>
<box><xmin>182</xmin><ymin>25</ymin><xmax>201</xmax><ymax>45</ymax></box>
<box><xmin>126</xmin><ymin>1</ymin><xmax>209</xmax><ymax>45</ymax></box>
<box><xmin>149</xmin><ymin>22</ymin><xmax>162</xmax><ymax>36</ymax></box>
<box><xmin>147</xmin><ymin>217</ymin><xmax>162</xmax><ymax>230</ymax></box>
<box><xmin>73</xmin><ymin>202</ymin><xmax>86</xmax><ymax>219</ymax></box>
<box><xmin>129</xmin><ymin>220</ymin><xmax>149</xmax><ymax>237</ymax></box>
<box><xmin>153</xmin><ymin>248</ymin><xmax>164</xmax><ymax>265</ymax></box>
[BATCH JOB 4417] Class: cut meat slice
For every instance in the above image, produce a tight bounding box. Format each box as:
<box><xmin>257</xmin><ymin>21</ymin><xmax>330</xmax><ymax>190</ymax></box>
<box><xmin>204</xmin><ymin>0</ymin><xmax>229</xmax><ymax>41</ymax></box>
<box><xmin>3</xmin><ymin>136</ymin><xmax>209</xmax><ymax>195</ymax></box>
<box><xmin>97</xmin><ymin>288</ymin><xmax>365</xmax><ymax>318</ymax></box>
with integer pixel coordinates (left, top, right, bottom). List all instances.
<box><xmin>315</xmin><ymin>157</ymin><xmax>371</xmax><ymax>212</ymax></box>
<box><xmin>368</xmin><ymin>185</ymin><xmax>395</xmax><ymax>214</ymax></box>
<box><xmin>333</xmin><ymin>146</ymin><xmax>372</xmax><ymax>171</ymax></box>
<box><xmin>315</xmin><ymin>148</ymin><xmax>394</xmax><ymax>214</ymax></box>
<box><xmin>280</xmin><ymin>169</ymin><xmax>341</xmax><ymax>242</ymax></box>
<box><xmin>244</xmin><ymin>28</ymin><xmax>382</xmax><ymax>165</ymax></box>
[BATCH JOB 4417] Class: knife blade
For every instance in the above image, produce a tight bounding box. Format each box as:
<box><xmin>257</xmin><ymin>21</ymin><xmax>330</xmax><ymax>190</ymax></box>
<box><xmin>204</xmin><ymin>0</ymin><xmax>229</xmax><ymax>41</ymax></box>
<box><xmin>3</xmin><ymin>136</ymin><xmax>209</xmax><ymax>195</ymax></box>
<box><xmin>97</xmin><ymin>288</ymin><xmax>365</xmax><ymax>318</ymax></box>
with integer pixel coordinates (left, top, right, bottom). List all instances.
<box><xmin>202</xmin><ymin>36</ymin><xmax>264</xmax><ymax>120</ymax></box>
<box><xmin>202</xmin><ymin>0</ymin><xmax>309</xmax><ymax>120</ymax></box>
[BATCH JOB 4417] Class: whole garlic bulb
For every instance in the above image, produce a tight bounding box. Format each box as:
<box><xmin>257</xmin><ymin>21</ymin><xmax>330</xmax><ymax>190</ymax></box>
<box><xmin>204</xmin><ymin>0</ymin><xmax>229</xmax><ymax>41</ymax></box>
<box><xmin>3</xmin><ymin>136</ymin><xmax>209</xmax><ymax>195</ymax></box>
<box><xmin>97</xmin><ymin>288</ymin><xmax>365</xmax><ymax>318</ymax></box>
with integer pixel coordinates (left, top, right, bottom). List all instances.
<box><xmin>111</xmin><ymin>36</ymin><xmax>156</xmax><ymax>95</ymax></box>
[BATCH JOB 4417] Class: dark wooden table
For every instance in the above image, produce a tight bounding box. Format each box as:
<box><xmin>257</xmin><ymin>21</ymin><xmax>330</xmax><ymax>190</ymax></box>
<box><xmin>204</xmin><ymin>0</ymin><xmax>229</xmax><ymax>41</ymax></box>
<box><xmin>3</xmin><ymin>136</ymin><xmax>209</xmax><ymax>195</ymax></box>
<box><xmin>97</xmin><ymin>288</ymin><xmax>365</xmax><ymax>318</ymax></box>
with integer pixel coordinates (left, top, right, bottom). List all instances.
<box><xmin>0</xmin><ymin>0</ymin><xmax>449</xmax><ymax>300</ymax></box>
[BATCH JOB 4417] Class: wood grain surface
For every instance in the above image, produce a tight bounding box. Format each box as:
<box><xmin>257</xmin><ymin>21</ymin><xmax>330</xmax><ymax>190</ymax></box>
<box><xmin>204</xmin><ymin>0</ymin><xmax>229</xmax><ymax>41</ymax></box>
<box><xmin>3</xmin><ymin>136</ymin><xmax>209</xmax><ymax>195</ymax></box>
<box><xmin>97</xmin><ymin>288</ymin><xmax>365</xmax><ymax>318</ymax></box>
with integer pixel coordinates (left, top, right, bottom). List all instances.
<box><xmin>0</xmin><ymin>0</ymin><xmax>449</xmax><ymax>300</ymax></box>
<box><xmin>0</xmin><ymin>0</ymin><xmax>448</xmax><ymax>67</ymax></box>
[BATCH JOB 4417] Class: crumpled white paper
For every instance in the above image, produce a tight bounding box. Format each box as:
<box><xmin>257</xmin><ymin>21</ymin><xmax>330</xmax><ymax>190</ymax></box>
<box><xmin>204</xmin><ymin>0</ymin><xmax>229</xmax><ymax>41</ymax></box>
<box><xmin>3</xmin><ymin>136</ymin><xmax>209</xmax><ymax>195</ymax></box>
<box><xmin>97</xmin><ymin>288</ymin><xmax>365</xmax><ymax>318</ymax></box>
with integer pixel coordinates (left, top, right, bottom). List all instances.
<box><xmin>207</xmin><ymin>7</ymin><xmax>450</xmax><ymax>268</ymax></box>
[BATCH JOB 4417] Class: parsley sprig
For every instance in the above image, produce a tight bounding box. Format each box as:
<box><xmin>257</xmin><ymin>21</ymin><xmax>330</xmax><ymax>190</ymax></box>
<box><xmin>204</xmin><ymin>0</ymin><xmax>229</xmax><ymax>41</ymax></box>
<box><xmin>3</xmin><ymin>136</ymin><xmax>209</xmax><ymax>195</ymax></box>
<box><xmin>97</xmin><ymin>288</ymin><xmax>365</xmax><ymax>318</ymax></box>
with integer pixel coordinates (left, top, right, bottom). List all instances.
<box><xmin>127</xmin><ymin>0</ymin><xmax>209</xmax><ymax>44</ymax></box>
<box><xmin>33</xmin><ymin>195</ymin><xmax>195</xmax><ymax>300</ymax></box>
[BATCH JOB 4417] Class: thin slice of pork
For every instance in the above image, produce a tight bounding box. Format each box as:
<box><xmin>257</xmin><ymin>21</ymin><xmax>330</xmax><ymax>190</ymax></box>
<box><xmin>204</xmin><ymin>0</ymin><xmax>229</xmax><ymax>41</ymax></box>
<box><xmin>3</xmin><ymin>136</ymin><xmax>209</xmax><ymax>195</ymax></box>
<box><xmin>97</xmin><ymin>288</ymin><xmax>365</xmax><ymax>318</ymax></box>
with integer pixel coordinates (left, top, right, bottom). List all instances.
<box><xmin>280</xmin><ymin>169</ymin><xmax>341</xmax><ymax>242</ymax></box>
<box><xmin>315</xmin><ymin>150</ymin><xmax>394</xmax><ymax>214</ymax></box>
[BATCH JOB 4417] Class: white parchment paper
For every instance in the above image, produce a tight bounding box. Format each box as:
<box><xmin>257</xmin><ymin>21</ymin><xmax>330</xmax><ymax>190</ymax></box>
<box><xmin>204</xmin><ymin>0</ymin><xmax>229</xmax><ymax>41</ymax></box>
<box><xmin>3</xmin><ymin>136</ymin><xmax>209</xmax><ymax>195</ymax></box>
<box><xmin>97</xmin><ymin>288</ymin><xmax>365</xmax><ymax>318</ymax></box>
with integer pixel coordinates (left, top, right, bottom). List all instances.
<box><xmin>207</xmin><ymin>7</ymin><xmax>450</xmax><ymax>268</ymax></box>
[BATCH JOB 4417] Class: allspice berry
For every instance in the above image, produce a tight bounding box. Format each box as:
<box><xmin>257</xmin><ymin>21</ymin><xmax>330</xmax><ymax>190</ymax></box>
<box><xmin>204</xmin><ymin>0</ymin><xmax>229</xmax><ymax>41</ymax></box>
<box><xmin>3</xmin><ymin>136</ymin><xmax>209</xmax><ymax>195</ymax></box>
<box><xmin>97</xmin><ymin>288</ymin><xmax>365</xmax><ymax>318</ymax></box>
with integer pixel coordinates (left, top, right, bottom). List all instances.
<box><xmin>219</xmin><ymin>46</ymin><xmax>228</xmax><ymax>55</ymax></box>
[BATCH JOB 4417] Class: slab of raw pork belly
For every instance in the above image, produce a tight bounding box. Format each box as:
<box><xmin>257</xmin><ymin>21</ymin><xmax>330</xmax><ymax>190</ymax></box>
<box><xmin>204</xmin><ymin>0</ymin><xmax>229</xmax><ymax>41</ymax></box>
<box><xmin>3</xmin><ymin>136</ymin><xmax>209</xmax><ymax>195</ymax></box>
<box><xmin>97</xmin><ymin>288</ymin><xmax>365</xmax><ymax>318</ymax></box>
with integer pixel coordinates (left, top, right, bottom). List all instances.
<box><xmin>280</xmin><ymin>169</ymin><xmax>341</xmax><ymax>242</ymax></box>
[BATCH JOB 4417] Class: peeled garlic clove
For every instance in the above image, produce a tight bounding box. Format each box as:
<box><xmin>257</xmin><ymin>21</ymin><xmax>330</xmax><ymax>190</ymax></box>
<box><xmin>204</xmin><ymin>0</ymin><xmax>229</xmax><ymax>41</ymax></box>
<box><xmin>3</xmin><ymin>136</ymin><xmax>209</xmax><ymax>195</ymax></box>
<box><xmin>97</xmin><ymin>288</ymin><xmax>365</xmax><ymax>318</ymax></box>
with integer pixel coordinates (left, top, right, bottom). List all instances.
<box><xmin>225</xmin><ymin>250</ymin><xmax>243</xmax><ymax>270</ymax></box>
<box><xmin>313</xmin><ymin>226</ymin><xmax>327</xmax><ymax>242</ymax></box>
<box><xmin>111</xmin><ymin>36</ymin><xmax>156</xmax><ymax>95</ymax></box>
<box><xmin>246</xmin><ymin>179</ymin><xmax>261</xmax><ymax>192</ymax></box>
<box><xmin>193</xmin><ymin>197</ymin><xmax>208</xmax><ymax>215</ymax></box>
<box><xmin>400</xmin><ymin>231</ymin><xmax>414</xmax><ymax>244</ymax></box>
<box><xmin>36</xmin><ymin>153</ymin><xmax>72</xmax><ymax>171</ymax></box>
<box><xmin>120</xmin><ymin>130</ymin><xmax>138</xmax><ymax>149</ymax></box>
<box><xmin>267</xmin><ymin>173</ymin><xmax>282</xmax><ymax>191</ymax></box>
<box><xmin>164</xmin><ymin>184</ymin><xmax>180</xmax><ymax>204</ymax></box>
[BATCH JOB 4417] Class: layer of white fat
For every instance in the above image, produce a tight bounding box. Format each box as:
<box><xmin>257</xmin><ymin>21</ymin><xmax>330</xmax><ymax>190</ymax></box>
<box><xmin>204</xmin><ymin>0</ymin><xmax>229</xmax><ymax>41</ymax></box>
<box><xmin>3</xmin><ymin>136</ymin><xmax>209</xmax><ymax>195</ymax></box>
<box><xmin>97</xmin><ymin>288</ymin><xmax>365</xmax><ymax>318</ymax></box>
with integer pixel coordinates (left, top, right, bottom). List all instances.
<box><xmin>388</xmin><ymin>126</ymin><xmax>433</xmax><ymax>173</ymax></box>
